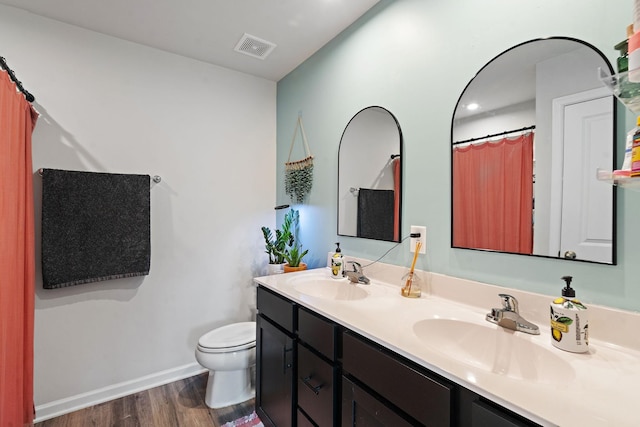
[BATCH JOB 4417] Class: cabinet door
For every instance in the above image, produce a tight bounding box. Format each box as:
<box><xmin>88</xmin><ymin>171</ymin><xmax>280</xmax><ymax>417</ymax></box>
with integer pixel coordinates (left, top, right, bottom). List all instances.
<box><xmin>297</xmin><ymin>344</ymin><xmax>336</xmax><ymax>427</ymax></box>
<box><xmin>298</xmin><ymin>307</ymin><xmax>338</xmax><ymax>361</ymax></box>
<box><xmin>342</xmin><ymin>377</ymin><xmax>414</xmax><ymax>427</ymax></box>
<box><xmin>257</xmin><ymin>286</ymin><xmax>296</xmax><ymax>333</ymax></box>
<box><xmin>297</xmin><ymin>409</ymin><xmax>315</xmax><ymax>427</ymax></box>
<box><xmin>256</xmin><ymin>314</ymin><xmax>295</xmax><ymax>427</ymax></box>
<box><xmin>471</xmin><ymin>400</ymin><xmax>540</xmax><ymax>427</ymax></box>
<box><xmin>342</xmin><ymin>331</ymin><xmax>452</xmax><ymax>426</ymax></box>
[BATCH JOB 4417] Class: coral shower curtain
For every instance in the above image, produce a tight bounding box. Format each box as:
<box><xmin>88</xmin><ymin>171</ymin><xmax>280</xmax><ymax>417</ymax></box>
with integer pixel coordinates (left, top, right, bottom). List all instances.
<box><xmin>0</xmin><ymin>71</ymin><xmax>38</xmax><ymax>426</ymax></box>
<box><xmin>393</xmin><ymin>157</ymin><xmax>400</xmax><ymax>241</ymax></box>
<box><xmin>452</xmin><ymin>133</ymin><xmax>534</xmax><ymax>254</ymax></box>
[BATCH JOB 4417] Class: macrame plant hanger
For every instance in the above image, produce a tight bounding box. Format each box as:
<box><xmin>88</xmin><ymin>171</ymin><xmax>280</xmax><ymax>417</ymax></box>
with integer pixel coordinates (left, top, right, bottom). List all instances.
<box><xmin>285</xmin><ymin>114</ymin><xmax>314</xmax><ymax>203</ymax></box>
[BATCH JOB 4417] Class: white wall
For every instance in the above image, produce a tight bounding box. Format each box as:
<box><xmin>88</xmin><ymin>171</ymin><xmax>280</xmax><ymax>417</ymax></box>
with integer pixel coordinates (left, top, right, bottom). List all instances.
<box><xmin>3</xmin><ymin>0</ymin><xmax>638</xmax><ymax>419</ymax></box>
<box><xmin>277</xmin><ymin>0</ymin><xmax>640</xmax><ymax>312</ymax></box>
<box><xmin>0</xmin><ymin>5</ymin><xmax>276</xmax><ymax>420</ymax></box>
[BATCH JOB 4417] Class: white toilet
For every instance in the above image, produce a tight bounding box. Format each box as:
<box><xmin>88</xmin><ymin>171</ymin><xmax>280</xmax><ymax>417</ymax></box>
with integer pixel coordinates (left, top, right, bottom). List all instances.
<box><xmin>195</xmin><ymin>321</ymin><xmax>256</xmax><ymax>408</ymax></box>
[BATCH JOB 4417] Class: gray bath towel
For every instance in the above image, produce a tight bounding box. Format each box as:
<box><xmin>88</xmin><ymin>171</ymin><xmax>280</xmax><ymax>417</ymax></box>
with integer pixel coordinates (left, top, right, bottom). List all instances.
<box><xmin>357</xmin><ymin>188</ymin><xmax>395</xmax><ymax>241</ymax></box>
<box><xmin>41</xmin><ymin>169</ymin><xmax>151</xmax><ymax>289</ymax></box>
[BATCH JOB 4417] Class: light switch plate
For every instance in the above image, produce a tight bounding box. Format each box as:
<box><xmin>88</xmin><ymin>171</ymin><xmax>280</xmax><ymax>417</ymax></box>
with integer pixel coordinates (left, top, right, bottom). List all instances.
<box><xmin>410</xmin><ymin>226</ymin><xmax>426</xmax><ymax>254</ymax></box>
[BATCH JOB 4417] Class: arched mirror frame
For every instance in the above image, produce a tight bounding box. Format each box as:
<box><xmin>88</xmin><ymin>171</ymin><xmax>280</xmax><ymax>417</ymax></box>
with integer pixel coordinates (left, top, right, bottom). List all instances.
<box><xmin>338</xmin><ymin>106</ymin><xmax>403</xmax><ymax>242</ymax></box>
<box><xmin>450</xmin><ymin>36</ymin><xmax>617</xmax><ymax>265</ymax></box>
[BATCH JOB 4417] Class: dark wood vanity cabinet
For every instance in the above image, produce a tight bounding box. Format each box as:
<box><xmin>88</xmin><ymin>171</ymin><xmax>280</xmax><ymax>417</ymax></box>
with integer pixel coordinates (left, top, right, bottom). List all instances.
<box><xmin>341</xmin><ymin>376</ymin><xmax>415</xmax><ymax>427</ymax></box>
<box><xmin>296</xmin><ymin>307</ymin><xmax>340</xmax><ymax>426</ymax></box>
<box><xmin>256</xmin><ymin>285</ymin><xmax>542</xmax><ymax>427</ymax></box>
<box><xmin>256</xmin><ymin>287</ymin><xmax>297</xmax><ymax>427</ymax></box>
<box><xmin>342</xmin><ymin>330</ymin><xmax>453</xmax><ymax>426</ymax></box>
<box><xmin>464</xmin><ymin>391</ymin><xmax>540</xmax><ymax>427</ymax></box>
<box><xmin>470</xmin><ymin>400</ymin><xmax>535</xmax><ymax>427</ymax></box>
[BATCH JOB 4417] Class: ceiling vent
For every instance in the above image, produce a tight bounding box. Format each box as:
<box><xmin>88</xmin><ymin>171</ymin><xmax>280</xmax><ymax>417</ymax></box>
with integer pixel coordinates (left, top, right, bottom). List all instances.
<box><xmin>234</xmin><ymin>33</ymin><xmax>277</xmax><ymax>60</ymax></box>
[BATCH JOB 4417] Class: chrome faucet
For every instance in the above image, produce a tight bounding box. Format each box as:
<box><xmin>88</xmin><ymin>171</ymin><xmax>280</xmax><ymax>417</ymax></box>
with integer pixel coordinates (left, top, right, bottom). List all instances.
<box><xmin>344</xmin><ymin>261</ymin><xmax>370</xmax><ymax>284</ymax></box>
<box><xmin>486</xmin><ymin>294</ymin><xmax>539</xmax><ymax>335</ymax></box>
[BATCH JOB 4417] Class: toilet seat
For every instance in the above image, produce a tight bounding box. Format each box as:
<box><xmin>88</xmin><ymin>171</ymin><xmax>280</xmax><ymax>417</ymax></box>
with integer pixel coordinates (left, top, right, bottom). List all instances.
<box><xmin>197</xmin><ymin>321</ymin><xmax>256</xmax><ymax>353</ymax></box>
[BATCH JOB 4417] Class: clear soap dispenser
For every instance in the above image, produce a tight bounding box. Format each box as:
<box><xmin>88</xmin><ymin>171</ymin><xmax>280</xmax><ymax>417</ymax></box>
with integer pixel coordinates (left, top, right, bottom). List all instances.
<box><xmin>550</xmin><ymin>276</ymin><xmax>589</xmax><ymax>353</ymax></box>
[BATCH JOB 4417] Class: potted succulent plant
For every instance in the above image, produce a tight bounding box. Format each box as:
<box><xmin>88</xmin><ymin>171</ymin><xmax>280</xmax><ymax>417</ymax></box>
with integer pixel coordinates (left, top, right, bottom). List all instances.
<box><xmin>261</xmin><ymin>213</ymin><xmax>293</xmax><ymax>275</ymax></box>
<box><xmin>283</xmin><ymin>209</ymin><xmax>309</xmax><ymax>273</ymax></box>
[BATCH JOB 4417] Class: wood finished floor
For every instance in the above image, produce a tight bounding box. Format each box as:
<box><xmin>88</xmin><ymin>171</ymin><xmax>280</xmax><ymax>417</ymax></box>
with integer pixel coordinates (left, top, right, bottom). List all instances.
<box><xmin>35</xmin><ymin>373</ymin><xmax>256</xmax><ymax>427</ymax></box>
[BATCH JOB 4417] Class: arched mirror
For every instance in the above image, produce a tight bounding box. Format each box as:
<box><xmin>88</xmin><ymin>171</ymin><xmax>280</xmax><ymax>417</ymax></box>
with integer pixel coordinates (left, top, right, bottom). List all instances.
<box><xmin>451</xmin><ymin>37</ymin><xmax>616</xmax><ymax>264</ymax></box>
<box><xmin>338</xmin><ymin>106</ymin><xmax>402</xmax><ymax>242</ymax></box>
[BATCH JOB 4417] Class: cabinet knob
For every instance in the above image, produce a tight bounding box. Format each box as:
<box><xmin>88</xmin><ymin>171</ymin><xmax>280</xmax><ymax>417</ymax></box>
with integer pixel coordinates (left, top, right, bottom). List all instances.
<box><xmin>283</xmin><ymin>347</ymin><xmax>293</xmax><ymax>373</ymax></box>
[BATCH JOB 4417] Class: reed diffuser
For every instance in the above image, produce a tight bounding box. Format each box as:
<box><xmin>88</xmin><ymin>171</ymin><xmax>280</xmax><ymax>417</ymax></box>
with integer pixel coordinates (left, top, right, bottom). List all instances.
<box><xmin>401</xmin><ymin>240</ymin><xmax>422</xmax><ymax>298</ymax></box>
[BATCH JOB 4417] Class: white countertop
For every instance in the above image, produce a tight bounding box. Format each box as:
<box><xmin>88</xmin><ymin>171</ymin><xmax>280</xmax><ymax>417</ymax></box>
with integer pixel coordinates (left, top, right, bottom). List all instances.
<box><xmin>254</xmin><ymin>264</ymin><xmax>640</xmax><ymax>427</ymax></box>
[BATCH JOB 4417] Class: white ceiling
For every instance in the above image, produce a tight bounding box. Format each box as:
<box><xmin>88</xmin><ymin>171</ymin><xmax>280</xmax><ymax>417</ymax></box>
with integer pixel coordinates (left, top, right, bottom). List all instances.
<box><xmin>0</xmin><ymin>0</ymin><xmax>380</xmax><ymax>81</ymax></box>
<box><xmin>456</xmin><ymin>40</ymin><xmax>590</xmax><ymax>120</ymax></box>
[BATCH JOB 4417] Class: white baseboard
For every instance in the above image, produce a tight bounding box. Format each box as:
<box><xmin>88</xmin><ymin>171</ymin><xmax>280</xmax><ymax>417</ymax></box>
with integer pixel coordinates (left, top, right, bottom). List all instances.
<box><xmin>34</xmin><ymin>362</ymin><xmax>207</xmax><ymax>423</ymax></box>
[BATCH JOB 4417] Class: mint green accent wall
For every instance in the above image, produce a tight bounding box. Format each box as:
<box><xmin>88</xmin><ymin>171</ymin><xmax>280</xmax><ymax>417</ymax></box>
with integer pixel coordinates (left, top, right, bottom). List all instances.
<box><xmin>277</xmin><ymin>0</ymin><xmax>640</xmax><ymax>311</ymax></box>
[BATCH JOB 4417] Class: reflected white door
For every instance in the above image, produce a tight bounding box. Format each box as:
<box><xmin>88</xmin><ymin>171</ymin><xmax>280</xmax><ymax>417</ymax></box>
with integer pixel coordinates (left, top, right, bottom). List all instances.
<box><xmin>552</xmin><ymin>88</ymin><xmax>613</xmax><ymax>263</ymax></box>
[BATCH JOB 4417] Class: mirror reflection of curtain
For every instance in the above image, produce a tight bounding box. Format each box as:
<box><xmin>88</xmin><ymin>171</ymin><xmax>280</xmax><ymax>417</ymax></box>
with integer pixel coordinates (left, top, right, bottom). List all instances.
<box><xmin>393</xmin><ymin>157</ymin><xmax>400</xmax><ymax>241</ymax></box>
<box><xmin>0</xmin><ymin>71</ymin><xmax>38</xmax><ymax>427</ymax></box>
<box><xmin>453</xmin><ymin>133</ymin><xmax>534</xmax><ymax>254</ymax></box>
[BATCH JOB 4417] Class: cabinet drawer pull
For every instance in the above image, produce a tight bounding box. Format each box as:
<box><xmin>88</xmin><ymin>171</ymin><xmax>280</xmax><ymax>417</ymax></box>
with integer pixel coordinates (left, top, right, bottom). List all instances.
<box><xmin>301</xmin><ymin>375</ymin><xmax>324</xmax><ymax>395</ymax></box>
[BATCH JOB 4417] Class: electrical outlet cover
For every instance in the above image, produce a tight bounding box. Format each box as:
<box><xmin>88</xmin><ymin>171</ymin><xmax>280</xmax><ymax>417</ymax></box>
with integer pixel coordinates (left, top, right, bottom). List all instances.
<box><xmin>410</xmin><ymin>226</ymin><xmax>426</xmax><ymax>253</ymax></box>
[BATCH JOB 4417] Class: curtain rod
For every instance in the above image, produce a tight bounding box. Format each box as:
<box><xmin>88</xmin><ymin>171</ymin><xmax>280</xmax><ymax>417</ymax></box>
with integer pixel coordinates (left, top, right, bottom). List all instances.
<box><xmin>0</xmin><ymin>56</ymin><xmax>35</xmax><ymax>102</ymax></box>
<box><xmin>452</xmin><ymin>125</ymin><xmax>535</xmax><ymax>146</ymax></box>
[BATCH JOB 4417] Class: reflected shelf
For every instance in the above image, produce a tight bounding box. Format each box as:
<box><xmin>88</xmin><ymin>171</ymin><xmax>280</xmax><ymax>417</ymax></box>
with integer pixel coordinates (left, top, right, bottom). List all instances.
<box><xmin>596</xmin><ymin>169</ymin><xmax>640</xmax><ymax>190</ymax></box>
<box><xmin>599</xmin><ymin>67</ymin><xmax>640</xmax><ymax>113</ymax></box>
<box><xmin>598</xmin><ymin>68</ymin><xmax>640</xmax><ymax>192</ymax></box>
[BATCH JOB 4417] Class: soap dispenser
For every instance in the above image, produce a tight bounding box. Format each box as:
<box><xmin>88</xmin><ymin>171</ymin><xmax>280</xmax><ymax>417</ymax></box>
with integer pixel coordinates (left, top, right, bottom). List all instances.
<box><xmin>330</xmin><ymin>242</ymin><xmax>344</xmax><ymax>279</ymax></box>
<box><xmin>550</xmin><ymin>276</ymin><xmax>589</xmax><ymax>353</ymax></box>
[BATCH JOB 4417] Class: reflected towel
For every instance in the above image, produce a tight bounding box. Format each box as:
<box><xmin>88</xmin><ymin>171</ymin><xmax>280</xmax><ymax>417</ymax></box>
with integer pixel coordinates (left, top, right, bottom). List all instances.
<box><xmin>357</xmin><ymin>188</ymin><xmax>395</xmax><ymax>241</ymax></box>
<box><xmin>41</xmin><ymin>169</ymin><xmax>151</xmax><ymax>289</ymax></box>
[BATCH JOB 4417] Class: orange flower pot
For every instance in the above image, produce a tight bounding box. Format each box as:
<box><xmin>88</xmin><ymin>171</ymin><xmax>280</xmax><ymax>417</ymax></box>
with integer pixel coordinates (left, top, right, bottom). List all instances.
<box><xmin>284</xmin><ymin>262</ymin><xmax>307</xmax><ymax>273</ymax></box>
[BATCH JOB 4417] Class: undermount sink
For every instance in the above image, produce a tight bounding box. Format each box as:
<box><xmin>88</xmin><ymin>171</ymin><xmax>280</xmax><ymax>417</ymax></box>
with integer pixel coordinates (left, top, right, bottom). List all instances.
<box><xmin>412</xmin><ymin>318</ymin><xmax>574</xmax><ymax>383</ymax></box>
<box><xmin>287</xmin><ymin>274</ymin><xmax>368</xmax><ymax>301</ymax></box>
